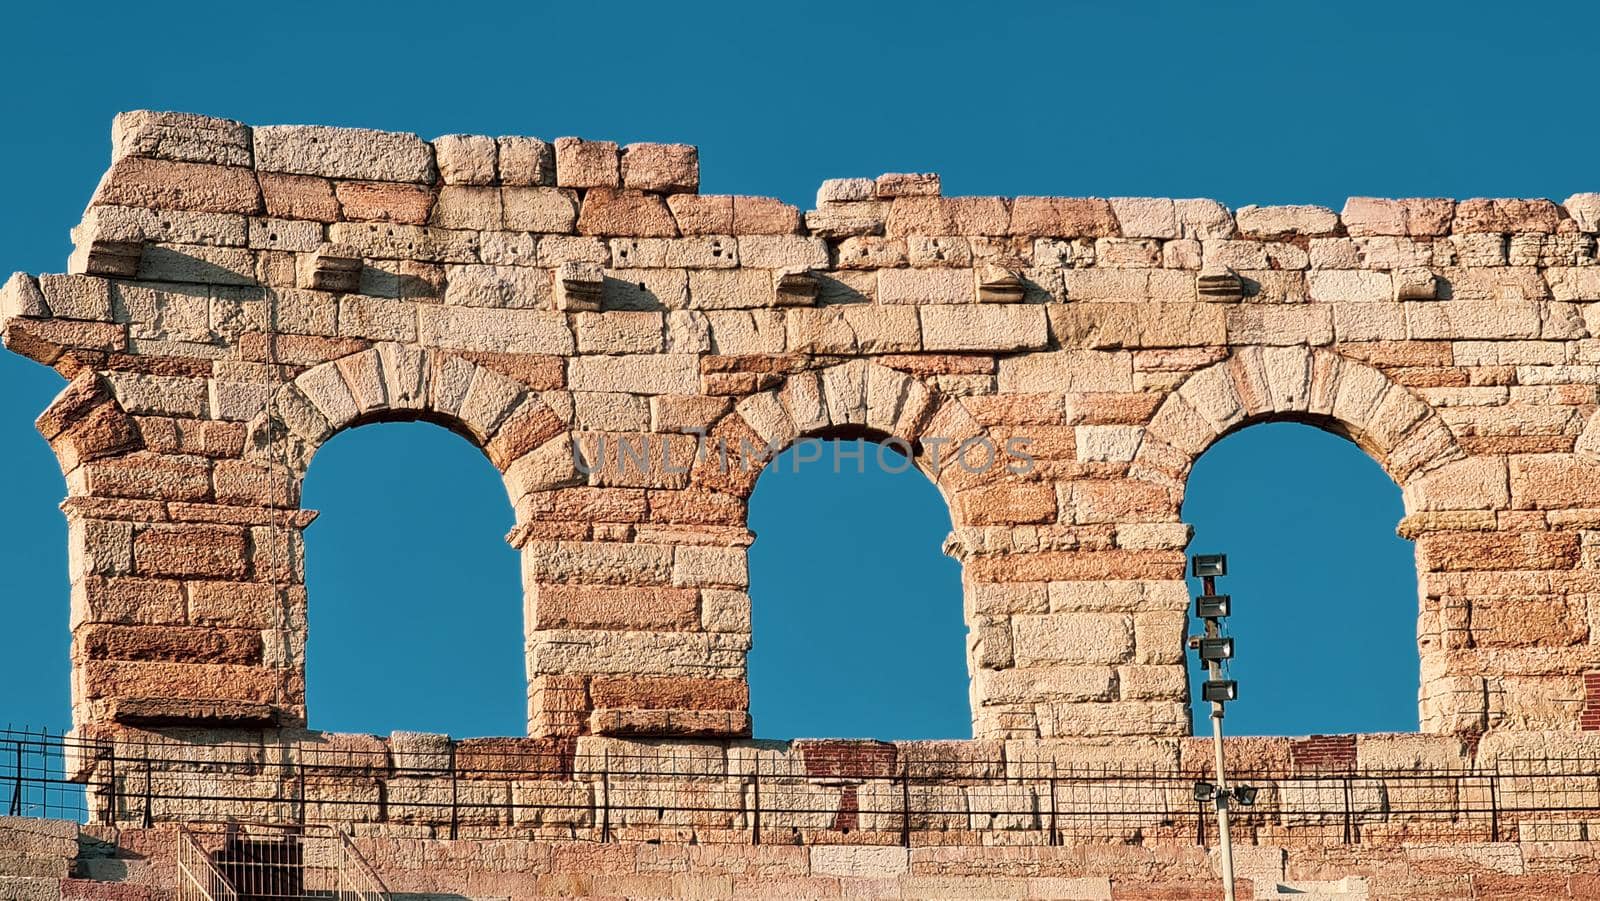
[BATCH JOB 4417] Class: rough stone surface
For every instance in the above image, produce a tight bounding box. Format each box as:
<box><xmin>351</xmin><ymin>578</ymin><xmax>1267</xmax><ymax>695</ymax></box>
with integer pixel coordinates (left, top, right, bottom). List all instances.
<box><xmin>6</xmin><ymin>114</ymin><xmax>1600</xmax><ymax>790</ymax></box>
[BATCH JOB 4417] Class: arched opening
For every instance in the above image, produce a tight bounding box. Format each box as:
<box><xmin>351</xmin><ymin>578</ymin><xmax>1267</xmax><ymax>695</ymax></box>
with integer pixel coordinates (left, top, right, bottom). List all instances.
<box><xmin>0</xmin><ymin>353</ymin><xmax>72</xmax><ymax>816</ymax></box>
<box><xmin>747</xmin><ymin>437</ymin><xmax>969</xmax><ymax>740</ymax></box>
<box><xmin>1183</xmin><ymin>421</ymin><xmax>1419</xmax><ymax>736</ymax></box>
<box><xmin>2</xmin><ymin>354</ymin><xmax>69</xmax><ymax>731</ymax></box>
<box><xmin>303</xmin><ymin>420</ymin><xmax>524</xmax><ymax>737</ymax></box>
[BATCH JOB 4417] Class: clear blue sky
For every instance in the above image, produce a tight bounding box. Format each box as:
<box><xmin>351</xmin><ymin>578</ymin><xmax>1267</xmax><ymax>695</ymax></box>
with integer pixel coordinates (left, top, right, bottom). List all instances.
<box><xmin>2</xmin><ymin>0</ymin><xmax>1589</xmax><ymax>739</ymax></box>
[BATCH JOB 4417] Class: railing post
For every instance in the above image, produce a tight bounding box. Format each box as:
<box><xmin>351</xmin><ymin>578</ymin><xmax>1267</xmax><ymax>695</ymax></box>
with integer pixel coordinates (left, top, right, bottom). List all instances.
<box><xmin>600</xmin><ymin>750</ymin><xmax>611</xmax><ymax>843</ymax></box>
<box><xmin>141</xmin><ymin>738</ymin><xmax>153</xmax><ymax>828</ymax></box>
<box><xmin>297</xmin><ymin>760</ymin><xmax>307</xmax><ymax>825</ymax></box>
<box><xmin>1048</xmin><ymin>773</ymin><xmax>1059</xmax><ymax>846</ymax></box>
<box><xmin>8</xmin><ymin>738</ymin><xmax>20</xmax><ymax>817</ymax></box>
<box><xmin>750</xmin><ymin>763</ymin><xmax>761</xmax><ymax>846</ymax></box>
<box><xmin>1342</xmin><ymin>777</ymin><xmax>1354</xmax><ymax>844</ymax></box>
<box><xmin>105</xmin><ymin>740</ymin><xmax>117</xmax><ymax>827</ymax></box>
<box><xmin>1489</xmin><ymin>771</ymin><xmax>1501</xmax><ymax>843</ymax></box>
<box><xmin>448</xmin><ymin>743</ymin><xmax>459</xmax><ymax>841</ymax></box>
<box><xmin>900</xmin><ymin>773</ymin><xmax>911</xmax><ymax>849</ymax></box>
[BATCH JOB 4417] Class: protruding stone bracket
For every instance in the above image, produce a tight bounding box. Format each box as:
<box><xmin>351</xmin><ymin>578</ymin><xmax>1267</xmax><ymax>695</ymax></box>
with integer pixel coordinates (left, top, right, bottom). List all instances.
<box><xmin>1196</xmin><ymin>264</ymin><xmax>1243</xmax><ymax>302</ymax></box>
<box><xmin>555</xmin><ymin>261</ymin><xmax>604</xmax><ymax>311</ymax></box>
<box><xmin>297</xmin><ymin>243</ymin><xmax>363</xmax><ymax>292</ymax></box>
<box><xmin>773</xmin><ymin>267</ymin><xmax>820</xmax><ymax>306</ymax></box>
<box><xmin>68</xmin><ymin>239</ymin><xmax>143</xmax><ymax>279</ymax></box>
<box><xmin>109</xmin><ymin>697</ymin><xmax>279</xmax><ymax>727</ymax></box>
<box><xmin>1395</xmin><ymin>267</ymin><xmax>1443</xmax><ymax>301</ymax></box>
<box><xmin>590</xmin><ymin>708</ymin><xmax>752</xmax><ymax>738</ymax></box>
<box><xmin>975</xmin><ymin>264</ymin><xmax>1025</xmax><ymax>303</ymax></box>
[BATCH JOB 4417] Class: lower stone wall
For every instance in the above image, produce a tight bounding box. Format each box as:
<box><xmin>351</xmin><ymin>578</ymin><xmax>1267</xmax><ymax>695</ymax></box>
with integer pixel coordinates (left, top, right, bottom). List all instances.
<box><xmin>57</xmin><ymin>727</ymin><xmax>1600</xmax><ymax>842</ymax></box>
<box><xmin>8</xmin><ymin>728</ymin><xmax>1600</xmax><ymax>897</ymax></box>
<box><xmin>6</xmin><ymin>819</ymin><xmax>1600</xmax><ymax>900</ymax></box>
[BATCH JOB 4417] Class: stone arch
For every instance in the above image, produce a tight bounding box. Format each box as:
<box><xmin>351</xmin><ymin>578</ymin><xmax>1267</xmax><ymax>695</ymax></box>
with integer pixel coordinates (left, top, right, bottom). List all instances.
<box><xmin>1139</xmin><ymin>345</ymin><xmax>1469</xmax><ymax>735</ymax></box>
<box><xmin>682</xmin><ymin>359</ymin><xmax>1039</xmax><ymax>739</ymax></box>
<box><xmin>244</xmin><ymin>343</ymin><xmax>568</xmax><ymax>503</ymax></box>
<box><xmin>1133</xmin><ymin>346</ymin><xmax>1466</xmax><ymax>501</ymax></box>
<box><xmin>245</xmin><ymin>343</ymin><xmax>561</xmax><ymax>734</ymax></box>
<box><xmin>699</xmin><ymin>359</ymin><xmax>1015</xmax><ymax>521</ymax></box>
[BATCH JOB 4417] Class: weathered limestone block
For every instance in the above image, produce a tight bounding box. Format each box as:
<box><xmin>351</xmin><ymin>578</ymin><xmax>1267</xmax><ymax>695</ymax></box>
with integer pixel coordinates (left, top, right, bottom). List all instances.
<box><xmin>259</xmin><ymin>172</ymin><xmax>340</xmax><ymax>221</ymax></box>
<box><xmin>334</xmin><ymin>181</ymin><xmax>434</xmax><ymax>224</ymax></box>
<box><xmin>417</xmin><ymin>306</ymin><xmax>575</xmax><ymax>355</ymax></box>
<box><xmin>112</xmin><ymin>110</ymin><xmax>252</xmax><ymax>167</ymax></box>
<box><xmin>1453</xmin><ymin>198</ymin><xmax>1561</xmax><ymax>234</ymax></box>
<box><xmin>444</xmin><ymin>264</ymin><xmax>552</xmax><ymax>308</ymax></box>
<box><xmin>878</xmin><ymin>267</ymin><xmax>972</xmax><ymax>305</ymax></box>
<box><xmin>1011</xmin><ymin>613</ymin><xmax>1134</xmax><ymax>666</ymax></box>
<box><xmin>79</xmin><ymin>204</ymin><xmax>247</xmax><ymax>249</ymax></box>
<box><xmin>503</xmin><ymin>186</ymin><xmax>579</xmax><ymax>232</ymax></box>
<box><xmin>733</xmin><ymin>196</ymin><xmax>802</xmax><ymax>235</ymax></box>
<box><xmin>920</xmin><ymin>305</ymin><xmax>1047</xmax><ymax>352</ymax></box>
<box><xmin>876</xmin><ymin>172</ymin><xmax>940</xmax><ymax>197</ymax></box>
<box><xmin>433</xmin><ymin>134</ymin><xmax>498</xmax><ymax>185</ymax></box>
<box><xmin>253</xmin><ymin>124</ymin><xmax>435</xmax><ymax>182</ymax></box>
<box><xmin>622</xmin><ymin>143</ymin><xmax>699</xmax><ymax>193</ymax></box>
<box><xmin>1008</xmin><ymin>197</ymin><xmax>1119</xmax><ymax>237</ymax></box>
<box><xmin>1235</xmin><ymin>204</ymin><xmax>1339</xmax><ymax>238</ymax></box>
<box><xmin>498</xmin><ymin>136</ymin><xmax>556</xmax><ymax>186</ymax></box>
<box><xmin>578</xmin><ymin>189</ymin><xmax>678</xmax><ymax>237</ymax></box>
<box><xmin>92</xmin><ymin>157</ymin><xmax>262</xmax><ymax>215</ymax></box>
<box><xmin>1342</xmin><ymin>197</ymin><xmax>1455</xmax><ymax>236</ymax></box>
<box><xmin>568</xmin><ymin>354</ymin><xmax>698</xmax><ymax>394</ymax></box>
<box><xmin>554</xmin><ymin>137</ymin><xmax>620</xmax><ymax>188</ymax></box>
<box><xmin>1109</xmin><ymin>197</ymin><xmax>1178</xmax><ymax>239</ymax></box>
<box><xmin>1049</xmin><ymin>303</ymin><xmax>1225</xmax><ymax>350</ymax></box>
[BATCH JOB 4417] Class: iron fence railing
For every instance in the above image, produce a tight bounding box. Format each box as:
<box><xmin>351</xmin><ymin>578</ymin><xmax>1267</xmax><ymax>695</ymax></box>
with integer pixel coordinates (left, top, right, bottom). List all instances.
<box><xmin>176</xmin><ymin>825</ymin><xmax>239</xmax><ymax>901</ymax></box>
<box><xmin>4</xmin><ymin>727</ymin><xmax>1599</xmax><ymax>847</ymax></box>
<box><xmin>176</xmin><ymin>823</ymin><xmax>391</xmax><ymax>901</ymax></box>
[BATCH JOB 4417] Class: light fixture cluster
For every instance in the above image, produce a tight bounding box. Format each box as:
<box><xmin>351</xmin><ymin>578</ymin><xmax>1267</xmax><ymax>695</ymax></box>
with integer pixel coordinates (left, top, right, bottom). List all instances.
<box><xmin>1193</xmin><ymin>781</ymin><xmax>1258</xmax><ymax>806</ymax></box>
<box><xmin>1190</xmin><ymin>554</ymin><xmax>1236</xmax><ymax>706</ymax></box>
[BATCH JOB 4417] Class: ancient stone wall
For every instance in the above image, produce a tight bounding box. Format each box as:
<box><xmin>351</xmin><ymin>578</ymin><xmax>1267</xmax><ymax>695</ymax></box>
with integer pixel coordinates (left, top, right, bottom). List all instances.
<box><xmin>7</xmin><ymin>110</ymin><xmax>1600</xmax><ymax>748</ymax></box>
<box><xmin>9</xmin><ymin>816</ymin><xmax>1600</xmax><ymax>900</ymax></box>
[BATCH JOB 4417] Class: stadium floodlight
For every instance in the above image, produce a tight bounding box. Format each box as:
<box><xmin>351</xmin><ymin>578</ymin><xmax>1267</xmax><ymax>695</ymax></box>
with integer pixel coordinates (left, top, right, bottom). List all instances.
<box><xmin>1202</xmin><ymin>679</ymin><xmax>1238</xmax><ymax>703</ymax></box>
<box><xmin>1192</xmin><ymin>549</ymin><xmax>1239</xmax><ymax>901</ymax></box>
<box><xmin>1199</xmin><ymin>637</ymin><xmax>1234</xmax><ymax>662</ymax></box>
<box><xmin>1191</xmin><ymin>554</ymin><xmax>1228</xmax><ymax>578</ymax></box>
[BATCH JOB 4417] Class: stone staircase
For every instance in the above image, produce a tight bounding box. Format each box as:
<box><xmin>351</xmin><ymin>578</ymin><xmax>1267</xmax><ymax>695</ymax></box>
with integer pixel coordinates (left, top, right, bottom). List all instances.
<box><xmin>0</xmin><ymin>818</ymin><xmax>151</xmax><ymax>901</ymax></box>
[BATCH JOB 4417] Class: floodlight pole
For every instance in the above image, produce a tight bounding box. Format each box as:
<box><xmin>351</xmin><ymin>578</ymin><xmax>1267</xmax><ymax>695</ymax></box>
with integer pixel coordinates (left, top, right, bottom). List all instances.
<box><xmin>1203</xmin><ymin>570</ymin><xmax>1237</xmax><ymax>901</ymax></box>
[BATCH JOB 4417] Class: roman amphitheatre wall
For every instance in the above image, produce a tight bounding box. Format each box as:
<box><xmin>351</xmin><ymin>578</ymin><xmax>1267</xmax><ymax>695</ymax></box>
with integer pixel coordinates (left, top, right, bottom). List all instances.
<box><xmin>6</xmin><ymin>110</ymin><xmax>1600</xmax><ymax>767</ymax></box>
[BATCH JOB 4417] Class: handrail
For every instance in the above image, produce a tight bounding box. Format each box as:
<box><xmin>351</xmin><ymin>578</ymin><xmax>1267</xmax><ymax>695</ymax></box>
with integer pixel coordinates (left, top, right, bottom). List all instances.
<box><xmin>9</xmin><ymin>727</ymin><xmax>1600</xmax><ymax>848</ymax></box>
<box><xmin>335</xmin><ymin>830</ymin><xmax>391</xmax><ymax>901</ymax></box>
<box><xmin>175</xmin><ymin>827</ymin><xmax>238</xmax><ymax>901</ymax></box>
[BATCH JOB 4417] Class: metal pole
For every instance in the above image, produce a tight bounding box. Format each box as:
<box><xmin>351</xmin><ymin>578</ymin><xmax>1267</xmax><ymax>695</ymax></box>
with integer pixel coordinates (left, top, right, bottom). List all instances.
<box><xmin>1203</xmin><ymin>572</ymin><xmax>1237</xmax><ymax>901</ymax></box>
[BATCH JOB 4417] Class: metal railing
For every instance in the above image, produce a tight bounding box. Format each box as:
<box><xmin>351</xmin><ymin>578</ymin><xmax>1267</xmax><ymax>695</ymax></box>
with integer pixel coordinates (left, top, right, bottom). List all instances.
<box><xmin>4</xmin><ymin>727</ymin><xmax>1599</xmax><ymax>847</ymax></box>
<box><xmin>177</xmin><ymin>826</ymin><xmax>239</xmax><ymax>901</ymax></box>
<box><xmin>176</xmin><ymin>824</ymin><xmax>390</xmax><ymax>901</ymax></box>
<box><xmin>334</xmin><ymin>830</ymin><xmax>390</xmax><ymax>901</ymax></box>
